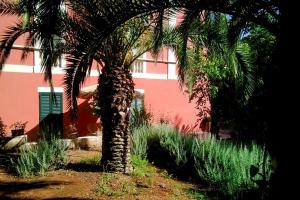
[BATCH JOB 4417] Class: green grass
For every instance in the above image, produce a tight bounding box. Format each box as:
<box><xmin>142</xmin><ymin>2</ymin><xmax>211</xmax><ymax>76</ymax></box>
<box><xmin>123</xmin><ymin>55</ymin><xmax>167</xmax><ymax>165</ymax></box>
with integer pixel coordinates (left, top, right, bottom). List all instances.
<box><xmin>94</xmin><ymin>173</ymin><xmax>136</xmax><ymax>196</ymax></box>
<box><xmin>79</xmin><ymin>155</ymin><xmax>101</xmax><ymax>165</ymax></box>
<box><xmin>159</xmin><ymin>169</ymin><xmax>173</xmax><ymax>179</ymax></box>
<box><xmin>131</xmin><ymin>155</ymin><xmax>155</xmax><ymax>177</ymax></box>
<box><xmin>94</xmin><ymin>173</ymin><xmax>115</xmax><ymax>196</ymax></box>
<box><xmin>186</xmin><ymin>188</ymin><xmax>207</xmax><ymax>200</ymax></box>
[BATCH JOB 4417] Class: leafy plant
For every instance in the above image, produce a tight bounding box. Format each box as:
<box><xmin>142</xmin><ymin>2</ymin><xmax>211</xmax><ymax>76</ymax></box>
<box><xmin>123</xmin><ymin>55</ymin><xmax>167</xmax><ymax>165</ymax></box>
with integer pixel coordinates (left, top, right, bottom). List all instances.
<box><xmin>249</xmin><ymin>161</ymin><xmax>272</xmax><ymax>199</ymax></box>
<box><xmin>159</xmin><ymin>169</ymin><xmax>173</xmax><ymax>179</ymax></box>
<box><xmin>79</xmin><ymin>155</ymin><xmax>101</xmax><ymax>165</ymax></box>
<box><xmin>130</xmin><ymin>103</ymin><xmax>152</xmax><ymax>130</ymax></box>
<box><xmin>95</xmin><ymin>173</ymin><xmax>136</xmax><ymax>196</ymax></box>
<box><xmin>131</xmin><ymin>155</ymin><xmax>154</xmax><ymax>177</ymax></box>
<box><xmin>10</xmin><ymin>138</ymin><xmax>68</xmax><ymax>177</ymax></box>
<box><xmin>192</xmin><ymin>136</ymin><xmax>272</xmax><ymax>198</ymax></box>
<box><xmin>186</xmin><ymin>188</ymin><xmax>207</xmax><ymax>200</ymax></box>
<box><xmin>131</xmin><ymin>124</ymin><xmax>272</xmax><ymax>199</ymax></box>
<box><xmin>130</xmin><ymin>125</ymin><xmax>149</xmax><ymax>159</ymax></box>
<box><xmin>9</xmin><ymin>121</ymin><xmax>27</xmax><ymax>130</ymax></box>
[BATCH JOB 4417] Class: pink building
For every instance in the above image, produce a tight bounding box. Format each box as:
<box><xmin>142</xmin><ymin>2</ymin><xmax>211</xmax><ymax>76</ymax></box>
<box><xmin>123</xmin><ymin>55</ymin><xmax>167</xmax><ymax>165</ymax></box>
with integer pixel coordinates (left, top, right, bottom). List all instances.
<box><xmin>0</xmin><ymin>13</ymin><xmax>207</xmax><ymax>141</ymax></box>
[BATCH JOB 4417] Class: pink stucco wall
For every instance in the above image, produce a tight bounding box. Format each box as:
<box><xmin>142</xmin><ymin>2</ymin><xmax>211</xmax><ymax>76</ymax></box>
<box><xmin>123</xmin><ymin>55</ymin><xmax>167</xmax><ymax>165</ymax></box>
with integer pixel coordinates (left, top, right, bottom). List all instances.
<box><xmin>0</xmin><ymin>72</ymin><xmax>100</xmax><ymax>140</ymax></box>
<box><xmin>0</xmin><ymin>71</ymin><xmax>202</xmax><ymax>141</ymax></box>
<box><xmin>5</xmin><ymin>49</ymin><xmax>34</xmax><ymax>65</ymax></box>
<box><xmin>0</xmin><ymin>13</ymin><xmax>208</xmax><ymax>141</ymax></box>
<box><xmin>134</xmin><ymin>78</ymin><xmax>199</xmax><ymax>130</ymax></box>
<box><xmin>0</xmin><ymin>15</ymin><xmax>29</xmax><ymax>45</ymax></box>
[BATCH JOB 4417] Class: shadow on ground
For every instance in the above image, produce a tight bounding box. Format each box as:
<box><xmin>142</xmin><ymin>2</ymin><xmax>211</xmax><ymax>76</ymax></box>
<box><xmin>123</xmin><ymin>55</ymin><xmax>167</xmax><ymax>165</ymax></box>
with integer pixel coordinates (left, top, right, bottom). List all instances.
<box><xmin>0</xmin><ymin>180</ymin><xmax>74</xmax><ymax>199</ymax></box>
<box><xmin>65</xmin><ymin>163</ymin><xmax>102</xmax><ymax>172</ymax></box>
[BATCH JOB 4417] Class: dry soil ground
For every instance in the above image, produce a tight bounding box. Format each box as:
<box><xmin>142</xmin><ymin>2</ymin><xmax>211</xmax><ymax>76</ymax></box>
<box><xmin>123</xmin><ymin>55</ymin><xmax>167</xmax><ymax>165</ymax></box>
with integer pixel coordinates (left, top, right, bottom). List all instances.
<box><xmin>0</xmin><ymin>150</ymin><xmax>204</xmax><ymax>200</ymax></box>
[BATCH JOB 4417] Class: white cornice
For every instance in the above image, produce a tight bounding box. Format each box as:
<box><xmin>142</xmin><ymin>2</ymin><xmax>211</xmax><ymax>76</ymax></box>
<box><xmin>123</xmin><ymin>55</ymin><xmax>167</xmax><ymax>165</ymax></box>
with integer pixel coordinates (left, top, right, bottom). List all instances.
<box><xmin>38</xmin><ymin>87</ymin><xmax>63</xmax><ymax>93</ymax></box>
<box><xmin>2</xmin><ymin>65</ymin><xmax>178</xmax><ymax>80</ymax></box>
<box><xmin>2</xmin><ymin>64</ymin><xmax>34</xmax><ymax>73</ymax></box>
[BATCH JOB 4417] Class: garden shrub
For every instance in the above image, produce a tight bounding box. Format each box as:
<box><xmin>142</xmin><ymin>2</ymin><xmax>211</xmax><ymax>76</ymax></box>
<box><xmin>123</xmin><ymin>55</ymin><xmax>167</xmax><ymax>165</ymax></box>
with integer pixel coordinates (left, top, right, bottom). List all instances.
<box><xmin>192</xmin><ymin>136</ymin><xmax>272</xmax><ymax>198</ymax></box>
<box><xmin>10</xmin><ymin>138</ymin><xmax>68</xmax><ymax>177</ymax></box>
<box><xmin>131</xmin><ymin>124</ymin><xmax>272</xmax><ymax>199</ymax></box>
<box><xmin>130</xmin><ymin>125</ymin><xmax>149</xmax><ymax>159</ymax></box>
<box><xmin>130</xmin><ymin>104</ymin><xmax>152</xmax><ymax>130</ymax></box>
<box><xmin>131</xmin><ymin>155</ymin><xmax>154</xmax><ymax>177</ymax></box>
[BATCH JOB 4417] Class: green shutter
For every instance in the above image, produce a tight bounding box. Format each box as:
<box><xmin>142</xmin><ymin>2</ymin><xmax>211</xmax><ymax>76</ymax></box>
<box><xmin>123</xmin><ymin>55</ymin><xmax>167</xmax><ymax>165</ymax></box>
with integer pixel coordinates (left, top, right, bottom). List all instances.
<box><xmin>39</xmin><ymin>92</ymin><xmax>63</xmax><ymax>138</ymax></box>
<box><xmin>39</xmin><ymin>92</ymin><xmax>63</xmax><ymax>121</ymax></box>
<box><xmin>51</xmin><ymin>93</ymin><xmax>63</xmax><ymax>114</ymax></box>
<box><xmin>39</xmin><ymin>93</ymin><xmax>51</xmax><ymax>121</ymax></box>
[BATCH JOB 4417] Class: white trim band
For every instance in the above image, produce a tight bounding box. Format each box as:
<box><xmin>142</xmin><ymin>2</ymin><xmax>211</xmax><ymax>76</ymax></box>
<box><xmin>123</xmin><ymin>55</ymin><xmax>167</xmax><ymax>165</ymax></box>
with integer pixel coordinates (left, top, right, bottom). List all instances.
<box><xmin>2</xmin><ymin>64</ymin><xmax>34</xmax><ymax>73</ymax></box>
<box><xmin>135</xmin><ymin>89</ymin><xmax>145</xmax><ymax>93</ymax></box>
<box><xmin>38</xmin><ymin>87</ymin><xmax>64</xmax><ymax>93</ymax></box>
<box><xmin>132</xmin><ymin>73</ymin><xmax>168</xmax><ymax>80</ymax></box>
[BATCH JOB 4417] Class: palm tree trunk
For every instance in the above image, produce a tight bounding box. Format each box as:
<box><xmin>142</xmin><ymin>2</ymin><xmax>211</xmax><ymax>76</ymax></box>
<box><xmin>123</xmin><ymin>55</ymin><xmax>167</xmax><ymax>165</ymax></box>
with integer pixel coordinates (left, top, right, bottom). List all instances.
<box><xmin>99</xmin><ymin>65</ymin><xmax>134</xmax><ymax>173</ymax></box>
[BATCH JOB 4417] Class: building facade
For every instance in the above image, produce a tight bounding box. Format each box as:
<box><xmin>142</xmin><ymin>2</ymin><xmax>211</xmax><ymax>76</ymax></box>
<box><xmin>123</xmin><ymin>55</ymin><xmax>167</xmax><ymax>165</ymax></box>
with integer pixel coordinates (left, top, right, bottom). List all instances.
<box><xmin>0</xmin><ymin>13</ymin><xmax>207</xmax><ymax>140</ymax></box>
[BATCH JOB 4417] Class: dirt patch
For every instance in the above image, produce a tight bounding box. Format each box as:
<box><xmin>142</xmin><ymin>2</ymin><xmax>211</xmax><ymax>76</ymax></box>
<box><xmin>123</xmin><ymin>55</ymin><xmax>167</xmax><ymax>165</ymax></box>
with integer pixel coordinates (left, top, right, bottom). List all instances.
<box><xmin>0</xmin><ymin>150</ymin><xmax>199</xmax><ymax>200</ymax></box>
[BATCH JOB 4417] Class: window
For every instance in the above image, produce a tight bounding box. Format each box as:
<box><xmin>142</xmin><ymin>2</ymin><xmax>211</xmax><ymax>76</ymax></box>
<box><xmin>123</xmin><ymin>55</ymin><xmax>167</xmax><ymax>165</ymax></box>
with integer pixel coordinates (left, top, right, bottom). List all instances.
<box><xmin>131</xmin><ymin>90</ymin><xmax>144</xmax><ymax>111</ymax></box>
<box><xmin>131</xmin><ymin>98</ymin><xmax>143</xmax><ymax>111</ymax></box>
<box><xmin>54</xmin><ymin>55</ymin><xmax>63</xmax><ymax>68</ymax></box>
<box><xmin>39</xmin><ymin>92</ymin><xmax>63</xmax><ymax>120</ymax></box>
<box><xmin>39</xmin><ymin>92</ymin><xmax>63</xmax><ymax>137</ymax></box>
<box><xmin>131</xmin><ymin>59</ymin><xmax>144</xmax><ymax>73</ymax></box>
<box><xmin>53</xmin><ymin>35</ymin><xmax>65</xmax><ymax>68</ymax></box>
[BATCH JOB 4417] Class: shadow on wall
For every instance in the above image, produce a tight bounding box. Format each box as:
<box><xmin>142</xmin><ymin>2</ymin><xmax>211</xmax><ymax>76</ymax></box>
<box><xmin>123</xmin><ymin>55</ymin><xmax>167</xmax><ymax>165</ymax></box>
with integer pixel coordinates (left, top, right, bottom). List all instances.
<box><xmin>172</xmin><ymin>115</ymin><xmax>210</xmax><ymax>139</ymax></box>
<box><xmin>157</xmin><ymin>114</ymin><xmax>198</xmax><ymax>134</ymax></box>
<box><xmin>26</xmin><ymin>99</ymin><xmax>100</xmax><ymax>141</ymax></box>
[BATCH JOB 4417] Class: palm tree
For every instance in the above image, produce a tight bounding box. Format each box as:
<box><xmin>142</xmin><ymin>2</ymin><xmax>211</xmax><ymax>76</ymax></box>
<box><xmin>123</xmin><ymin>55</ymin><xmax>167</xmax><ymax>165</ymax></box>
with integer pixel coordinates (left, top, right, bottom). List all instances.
<box><xmin>64</xmin><ymin>2</ymin><xmax>156</xmax><ymax>172</ymax></box>
<box><xmin>154</xmin><ymin>11</ymin><xmax>254</xmax><ymax>137</ymax></box>
<box><xmin>184</xmin><ymin>13</ymin><xmax>255</xmax><ymax>137</ymax></box>
<box><xmin>0</xmin><ymin>0</ymin><xmax>155</xmax><ymax>173</ymax></box>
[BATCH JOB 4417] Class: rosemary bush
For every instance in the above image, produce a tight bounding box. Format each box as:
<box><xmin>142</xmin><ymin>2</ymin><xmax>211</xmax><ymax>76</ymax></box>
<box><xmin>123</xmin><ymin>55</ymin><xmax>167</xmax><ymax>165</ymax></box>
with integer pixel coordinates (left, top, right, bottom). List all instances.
<box><xmin>131</xmin><ymin>124</ymin><xmax>272</xmax><ymax>198</ymax></box>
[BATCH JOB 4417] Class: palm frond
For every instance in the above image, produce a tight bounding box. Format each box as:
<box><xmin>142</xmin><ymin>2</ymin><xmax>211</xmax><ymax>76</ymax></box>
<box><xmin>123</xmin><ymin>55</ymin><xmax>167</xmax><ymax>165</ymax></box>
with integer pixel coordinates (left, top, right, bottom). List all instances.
<box><xmin>0</xmin><ymin>22</ymin><xmax>26</xmax><ymax>71</ymax></box>
<box><xmin>37</xmin><ymin>34</ymin><xmax>61</xmax><ymax>81</ymax></box>
<box><xmin>151</xmin><ymin>9</ymin><xmax>165</xmax><ymax>58</ymax></box>
<box><xmin>0</xmin><ymin>0</ymin><xmax>18</xmax><ymax>15</ymax></box>
<box><xmin>21</xmin><ymin>30</ymin><xmax>35</xmax><ymax>61</ymax></box>
<box><xmin>235</xmin><ymin>43</ymin><xmax>255</xmax><ymax>103</ymax></box>
<box><xmin>64</xmin><ymin>53</ymin><xmax>93</xmax><ymax>117</ymax></box>
<box><xmin>162</xmin><ymin>25</ymin><xmax>181</xmax><ymax>48</ymax></box>
<box><xmin>32</xmin><ymin>0</ymin><xmax>67</xmax><ymax>81</ymax></box>
<box><xmin>177</xmin><ymin>7</ymin><xmax>202</xmax><ymax>83</ymax></box>
<box><xmin>227</xmin><ymin>16</ymin><xmax>247</xmax><ymax>48</ymax></box>
<box><xmin>123</xmin><ymin>17</ymin><xmax>155</xmax><ymax>66</ymax></box>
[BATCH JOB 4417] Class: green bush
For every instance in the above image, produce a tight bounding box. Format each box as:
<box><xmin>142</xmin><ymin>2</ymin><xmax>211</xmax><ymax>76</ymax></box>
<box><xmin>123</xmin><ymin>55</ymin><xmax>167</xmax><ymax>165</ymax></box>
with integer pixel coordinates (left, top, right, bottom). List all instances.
<box><xmin>131</xmin><ymin>155</ymin><xmax>154</xmax><ymax>177</ymax></box>
<box><xmin>10</xmin><ymin>138</ymin><xmax>68</xmax><ymax>177</ymax></box>
<box><xmin>130</xmin><ymin>104</ymin><xmax>152</xmax><ymax>130</ymax></box>
<box><xmin>192</xmin><ymin>136</ymin><xmax>272</xmax><ymax>198</ymax></box>
<box><xmin>159</xmin><ymin>129</ymin><xmax>194</xmax><ymax>166</ymax></box>
<box><xmin>131</xmin><ymin>125</ymin><xmax>149</xmax><ymax>159</ymax></box>
<box><xmin>131</xmin><ymin>124</ymin><xmax>272</xmax><ymax>199</ymax></box>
